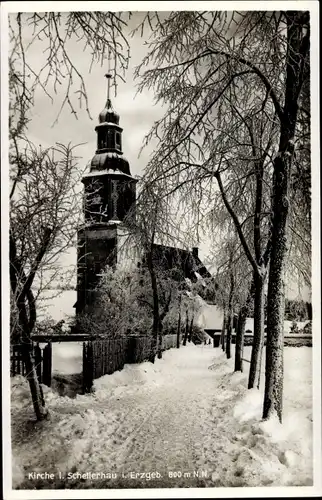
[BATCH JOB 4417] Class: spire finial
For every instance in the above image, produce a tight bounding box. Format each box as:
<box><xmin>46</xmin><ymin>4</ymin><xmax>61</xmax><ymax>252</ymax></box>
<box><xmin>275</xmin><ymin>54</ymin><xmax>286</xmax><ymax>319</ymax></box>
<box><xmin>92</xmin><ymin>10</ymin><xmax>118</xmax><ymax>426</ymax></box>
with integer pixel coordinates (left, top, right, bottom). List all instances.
<box><xmin>105</xmin><ymin>48</ymin><xmax>112</xmax><ymax>102</ymax></box>
<box><xmin>105</xmin><ymin>72</ymin><xmax>112</xmax><ymax>102</ymax></box>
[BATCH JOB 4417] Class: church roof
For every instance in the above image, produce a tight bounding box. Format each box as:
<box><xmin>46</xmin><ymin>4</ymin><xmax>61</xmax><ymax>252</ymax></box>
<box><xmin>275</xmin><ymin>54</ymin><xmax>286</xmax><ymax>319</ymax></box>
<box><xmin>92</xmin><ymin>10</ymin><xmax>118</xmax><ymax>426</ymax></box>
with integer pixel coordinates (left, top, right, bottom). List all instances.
<box><xmin>85</xmin><ymin>74</ymin><xmax>133</xmax><ymax>179</ymax></box>
<box><xmin>149</xmin><ymin>243</ymin><xmax>212</xmax><ymax>283</ymax></box>
<box><xmin>82</xmin><ymin>168</ymin><xmax>136</xmax><ymax>180</ymax></box>
<box><xmin>90</xmin><ymin>151</ymin><xmax>131</xmax><ymax>175</ymax></box>
<box><xmin>98</xmin><ymin>98</ymin><xmax>120</xmax><ymax>125</ymax></box>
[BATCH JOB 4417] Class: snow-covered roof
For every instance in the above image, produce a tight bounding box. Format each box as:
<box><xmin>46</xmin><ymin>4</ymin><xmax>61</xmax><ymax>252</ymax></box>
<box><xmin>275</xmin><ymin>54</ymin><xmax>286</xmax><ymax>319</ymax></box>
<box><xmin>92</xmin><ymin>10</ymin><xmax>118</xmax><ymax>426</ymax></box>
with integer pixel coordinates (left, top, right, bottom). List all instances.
<box><xmin>93</xmin><ymin>151</ymin><xmax>128</xmax><ymax>161</ymax></box>
<box><xmin>194</xmin><ymin>271</ymin><xmax>206</xmax><ymax>287</ymax></box>
<box><xmin>243</xmin><ymin>318</ymin><xmax>311</xmax><ymax>335</ymax></box>
<box><xmin>195</xmin><ymin>303</ymin><xmax>223</xmax><ymax>330</ymax></box>
<box><xmin>184</xmin><ymin>277</ymin><xmax>192</xmax><ymax>289</ymax></box>
<box><xmin>82</xmin><ymin>169</ymin><xmax>135</xmax><ymax>180</ymax></box>
<box><xmin>97</xmin><ymin>121</ymin><xmax>121</xmax><ymax>128</ymax></box>
<box><xmin>109</xmin><ymin>220</ymin><xmax>122</xmax><ymax>225</ymax></box>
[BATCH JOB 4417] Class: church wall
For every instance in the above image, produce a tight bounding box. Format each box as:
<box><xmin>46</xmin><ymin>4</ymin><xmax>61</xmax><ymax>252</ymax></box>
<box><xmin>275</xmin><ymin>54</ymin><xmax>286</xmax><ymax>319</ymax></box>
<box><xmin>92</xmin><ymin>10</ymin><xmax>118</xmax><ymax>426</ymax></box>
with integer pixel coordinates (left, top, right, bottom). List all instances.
<box><xmin>116</xmin><ymin>226</ymin><xmax>142</xmax><ymax>273</ymax></box>
<box><xmin>76</xmin><ymin>226</ymin><xmax>117</xmax><ymax>314</ymax></box>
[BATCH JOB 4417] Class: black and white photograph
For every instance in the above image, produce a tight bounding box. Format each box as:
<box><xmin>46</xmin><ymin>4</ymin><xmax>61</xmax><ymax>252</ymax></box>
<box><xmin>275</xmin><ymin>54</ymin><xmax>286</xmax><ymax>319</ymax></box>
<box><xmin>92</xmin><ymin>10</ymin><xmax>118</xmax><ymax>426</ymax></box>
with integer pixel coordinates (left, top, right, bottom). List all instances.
<box><xmin>1</xmin><ymin>1</ymin><xmax>321</xmax><ymax>498</ymax></box>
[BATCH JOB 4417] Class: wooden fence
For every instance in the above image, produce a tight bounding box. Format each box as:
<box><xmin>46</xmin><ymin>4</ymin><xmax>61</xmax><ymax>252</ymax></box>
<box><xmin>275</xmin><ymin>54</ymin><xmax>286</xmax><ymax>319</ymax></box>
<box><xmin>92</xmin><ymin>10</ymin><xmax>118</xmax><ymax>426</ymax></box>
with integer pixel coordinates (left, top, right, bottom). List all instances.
<box><xmin>83</xmin><ymin>337</ymin><xmax>128</xmax><ymax>393</ymax></box>
<box><xmin>10</xmin><ymin>346</ymin><xmax>26</xmax><ymax>377</ymax></box>
<box><xmin>11</xmin><ymin>343</ymin><xmax>52</xmax><ymax>386</ymax></box>
<box><xmin>83</xmin><ymin>334</ymin><xmax>178</xmax><ymax>393</ymax></box>
<box><xmin>127</xmin><ymin>335</ymin><xmax>153</xmax><ymax>364</ymax></box>
<box><xmin>11</xmin><ymin>333</ymin><xmax>181</xmax><ymax>395</ymax></box>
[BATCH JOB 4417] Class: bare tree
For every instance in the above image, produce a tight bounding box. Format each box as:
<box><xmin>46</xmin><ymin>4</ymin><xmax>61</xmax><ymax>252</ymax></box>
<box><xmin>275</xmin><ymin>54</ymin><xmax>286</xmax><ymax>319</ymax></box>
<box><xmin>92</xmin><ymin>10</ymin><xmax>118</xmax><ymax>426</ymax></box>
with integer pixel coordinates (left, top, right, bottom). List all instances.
<box><xmin>135</xmin><ymin>16</ymin><xmax>276</xmax><ymax>389</ymax></box>
<box><xmin>214</xmin><ymin>232</ymin><xmax>253</xmax><ymax>364</ymax></box>
<box><xmin>214</xmin><ymin>241</ymin><xmax>236</xmax><ymax>360</ymax></box>
<box><xmin>77</xmin><ymin>266</ymin><xmax>152</xmax><ymax>338</ymax></box>
<box><xmin>9</xmin><ymin>10</ymin><xmax>132</xmax><ymax>419</ymax></box>
<box><xmin>234</xmin><ymin>281</ymin><xmax>255</xmax><ymax>373</ymax></box>
<box><xmin>9</xmin><ymin>11</ymin><xmax>131</xmax><ymax>136</ymax></box>
<box><xmin>10</xmin><ymin>142</ymin><xmax>83</xmax><ymax>419</ymax></box>
<box><xmin>135</xmin><ymin>10</ymin><xmax>310</xmax><ymax>421</ymax></box>
<box><xmin>124</xmin><ymin>185</ymin><xmax>192</xmax><ymax>361</ymax></box>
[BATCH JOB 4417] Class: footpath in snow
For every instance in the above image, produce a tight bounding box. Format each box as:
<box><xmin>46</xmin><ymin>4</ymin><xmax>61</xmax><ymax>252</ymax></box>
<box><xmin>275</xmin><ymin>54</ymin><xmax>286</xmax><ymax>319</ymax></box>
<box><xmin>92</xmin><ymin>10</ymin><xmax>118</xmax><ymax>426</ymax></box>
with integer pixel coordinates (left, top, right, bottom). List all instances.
<box><xmin>11</xmin><ymin>343</ymin><xmax>313</xmax><ymax>489</ymax></box>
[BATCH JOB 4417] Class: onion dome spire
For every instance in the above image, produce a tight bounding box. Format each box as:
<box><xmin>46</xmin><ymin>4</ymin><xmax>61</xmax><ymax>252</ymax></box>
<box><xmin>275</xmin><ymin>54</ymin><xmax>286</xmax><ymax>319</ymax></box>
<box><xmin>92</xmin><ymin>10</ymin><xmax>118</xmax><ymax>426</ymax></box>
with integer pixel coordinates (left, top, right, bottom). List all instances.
<box><xmin>98</xmin><ymin>73</ymin><xmax>120</xmax><ymax>125</ymax></box>
<box><xmin>90</xmin><ymin>73</ymin><xmax>130</xmax><ymax>176</ymax></box>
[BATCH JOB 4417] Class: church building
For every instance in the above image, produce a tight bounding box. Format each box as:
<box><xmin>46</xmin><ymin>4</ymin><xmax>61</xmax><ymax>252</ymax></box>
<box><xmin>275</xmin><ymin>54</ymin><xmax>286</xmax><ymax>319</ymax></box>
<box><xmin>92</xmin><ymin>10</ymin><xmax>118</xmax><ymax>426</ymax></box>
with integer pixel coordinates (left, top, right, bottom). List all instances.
<box><xmin>75</xmin><ymin>76</ymin><xmax>214</xmax><ymax>317</ymax></box>
<box><xmin>75</xmin><ymin>75</ymin><xmax>138</xmax><ymax>315</ymax></box>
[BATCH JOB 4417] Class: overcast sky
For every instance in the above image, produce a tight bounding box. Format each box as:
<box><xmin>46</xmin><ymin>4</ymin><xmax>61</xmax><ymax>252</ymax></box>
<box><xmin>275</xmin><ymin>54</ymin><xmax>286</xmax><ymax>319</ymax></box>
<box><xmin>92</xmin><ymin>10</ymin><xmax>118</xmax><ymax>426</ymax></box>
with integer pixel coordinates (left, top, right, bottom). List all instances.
<box><xmin>8</xmin><ymin>9</ymin><xmax>310</xmax><ymax>320</ymax></box>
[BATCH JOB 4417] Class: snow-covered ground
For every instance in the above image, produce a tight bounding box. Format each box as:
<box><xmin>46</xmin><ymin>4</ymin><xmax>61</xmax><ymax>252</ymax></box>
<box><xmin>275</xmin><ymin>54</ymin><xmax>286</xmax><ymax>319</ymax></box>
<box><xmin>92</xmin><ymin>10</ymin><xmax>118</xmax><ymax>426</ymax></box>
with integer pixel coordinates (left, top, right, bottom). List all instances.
<box><xmin>11</xmin><ymin>344</ymin><xmax>313</xmax><ymax>490</ymax></box>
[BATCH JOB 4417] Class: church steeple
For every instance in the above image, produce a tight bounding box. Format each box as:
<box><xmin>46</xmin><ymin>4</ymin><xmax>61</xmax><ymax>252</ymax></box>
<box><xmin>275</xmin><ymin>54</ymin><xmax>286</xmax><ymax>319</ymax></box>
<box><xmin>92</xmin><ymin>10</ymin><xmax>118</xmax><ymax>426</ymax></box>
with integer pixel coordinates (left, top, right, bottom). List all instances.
<box><xmin>81</xmin><ymin>73</ymin><xmax>137</xmax><ymax>227</ymax></box>
<box><xmin>75</xmin><ymin>73</ymin><xmax>138</xmax><ymax>316</ymax></box>
<box><xmin>90</xmin><ymin>74</ymin><xmax>130</xmax><ymax>175</ymax></box>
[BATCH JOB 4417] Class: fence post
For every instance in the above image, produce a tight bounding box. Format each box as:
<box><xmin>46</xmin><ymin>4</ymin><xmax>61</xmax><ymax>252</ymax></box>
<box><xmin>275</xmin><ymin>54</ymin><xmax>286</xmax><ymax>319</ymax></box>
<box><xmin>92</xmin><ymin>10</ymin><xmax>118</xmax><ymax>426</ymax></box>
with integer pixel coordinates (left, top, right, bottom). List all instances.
<box><xmin>34</xmin><ymin>343</ymin><xmax>42</xmax><ymax>384</ymax></box>
<box><xmin>89</xmin><ymin>342</ymin><xmax>94</xmax><ymax>391</ymax></box>
<box><xmin>127</xmin><ymin>337</ymin><xmax>136</xmax><ymax>364</ymax></box>
<box><xmin>83</xmin><ymin>341</ymin><xmax>94</xmax><ymax>394</ymax></box>
<box><xmin>42</xmin><ymin>342</ymin><xmax>52</xmax><ymax>387</ymax></box>
<box><xmin>82</xmin><ymin>342</ymin><xmax>87</xmax><ymax>394</ymax></box>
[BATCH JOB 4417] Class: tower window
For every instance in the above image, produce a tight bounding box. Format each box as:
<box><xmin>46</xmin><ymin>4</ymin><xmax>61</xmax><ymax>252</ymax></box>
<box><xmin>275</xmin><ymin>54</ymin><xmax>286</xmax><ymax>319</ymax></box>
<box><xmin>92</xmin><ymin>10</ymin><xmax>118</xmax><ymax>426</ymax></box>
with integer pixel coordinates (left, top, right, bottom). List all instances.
<box><xmin>115</xmin><ymin>132</ymin><xmax>121</xmax><ymax>150</ymax></box>
<box><xmin>98</xmin><ymin>130</ymin><xmax>105</xmax><ymax>149</ymax></box>
<box><xmin>107</xmin><ymin>129</ymin><xmax>114</xmax><ymax>149</ymax></box>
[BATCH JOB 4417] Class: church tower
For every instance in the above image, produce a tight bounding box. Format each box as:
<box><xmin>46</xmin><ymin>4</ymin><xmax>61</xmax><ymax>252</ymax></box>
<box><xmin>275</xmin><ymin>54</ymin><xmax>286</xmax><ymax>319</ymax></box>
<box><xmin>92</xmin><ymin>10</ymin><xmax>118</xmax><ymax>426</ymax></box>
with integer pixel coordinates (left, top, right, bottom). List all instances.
<box><xmin>75</xmin><ymin>75</ymin><xmax>138</xmax><ymax>315</ymax></box>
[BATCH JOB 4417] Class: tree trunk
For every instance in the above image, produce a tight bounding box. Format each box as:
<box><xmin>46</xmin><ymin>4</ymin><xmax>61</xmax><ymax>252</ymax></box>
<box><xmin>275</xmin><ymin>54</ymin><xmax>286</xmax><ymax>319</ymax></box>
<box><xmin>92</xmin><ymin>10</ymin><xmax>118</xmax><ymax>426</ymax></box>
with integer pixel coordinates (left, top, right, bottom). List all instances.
<box><xmin>22</xmin><ymin>345</ymin><xmax>48</xmax><ymax>420</ymax></box>
<box><xmin>147</xmin><ymin>249</ymin><xmax>159</xmax><ymax>363</ymax></box>
<box><xmin>176</xmin><ymin>294</ymin><xmax>182</xmax><ymax>348</ymax></box>
<box><xmin>150</xmin><ymin>330</ymin><xmax>158</xmax><ymax>363</ymax></box>
<box><xmin>263</xmin><ymin>154</ymin><xmax>290</xmax><ymax>420</ymax></box>
<box><xmin>221</xmin><ymin>311</ymin><xmax>226</xmax><ymax>351</ymax></box>
<box><xmin>15</xmin><ymin>290</ymin><xmax>48</xmax><ymax>421</ymax></box>
<box><xmin>225</xmin><ymin>269</ymin><xmax>234</xmax><ymax>360</ymax></box>
<box><xmin>176</xmin><ymin>310</ymin><xmax>181</xmax><ymax>348</ymax></box>
<box><xmin>188</xmin><ymin>316</ymin><xmax>194</xmax><ymax>343</ymax></box>
<box><xmin>263</xmin><ymin>11</ymin><xmax>309</xmax><ymax>422</ymax></box>
<box><xmin>177</xmin><ymin>309</ymin><xmax>181</xmax><ymax>349</ymax></box>
<box><xmin>183</xmin><ymin>311</ymin><xmax>189</xmax><ymax>346</ymax></box>
<box><xmin>226</xmin><ymin>311</ymin><xmax>233</xmax><ymax>359</ymax></box>
<box><xmin>248</xmin><ymin>272</ymin><xmax>265</xmax><ymax>389</ymax></box>
<box><xmin>157</xmin><ymin>322</ymin><xmax>163</xmax><ymax>359</ymax></box>
<box><xmin>235</xmin><ymin>307</ymin><xmax>247</xmax><ymax>372</ymax></box>
<box><xmin>186</xmin><ymin>312</ymin><xmax>190</xmax><ymax>342</ymax></box>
